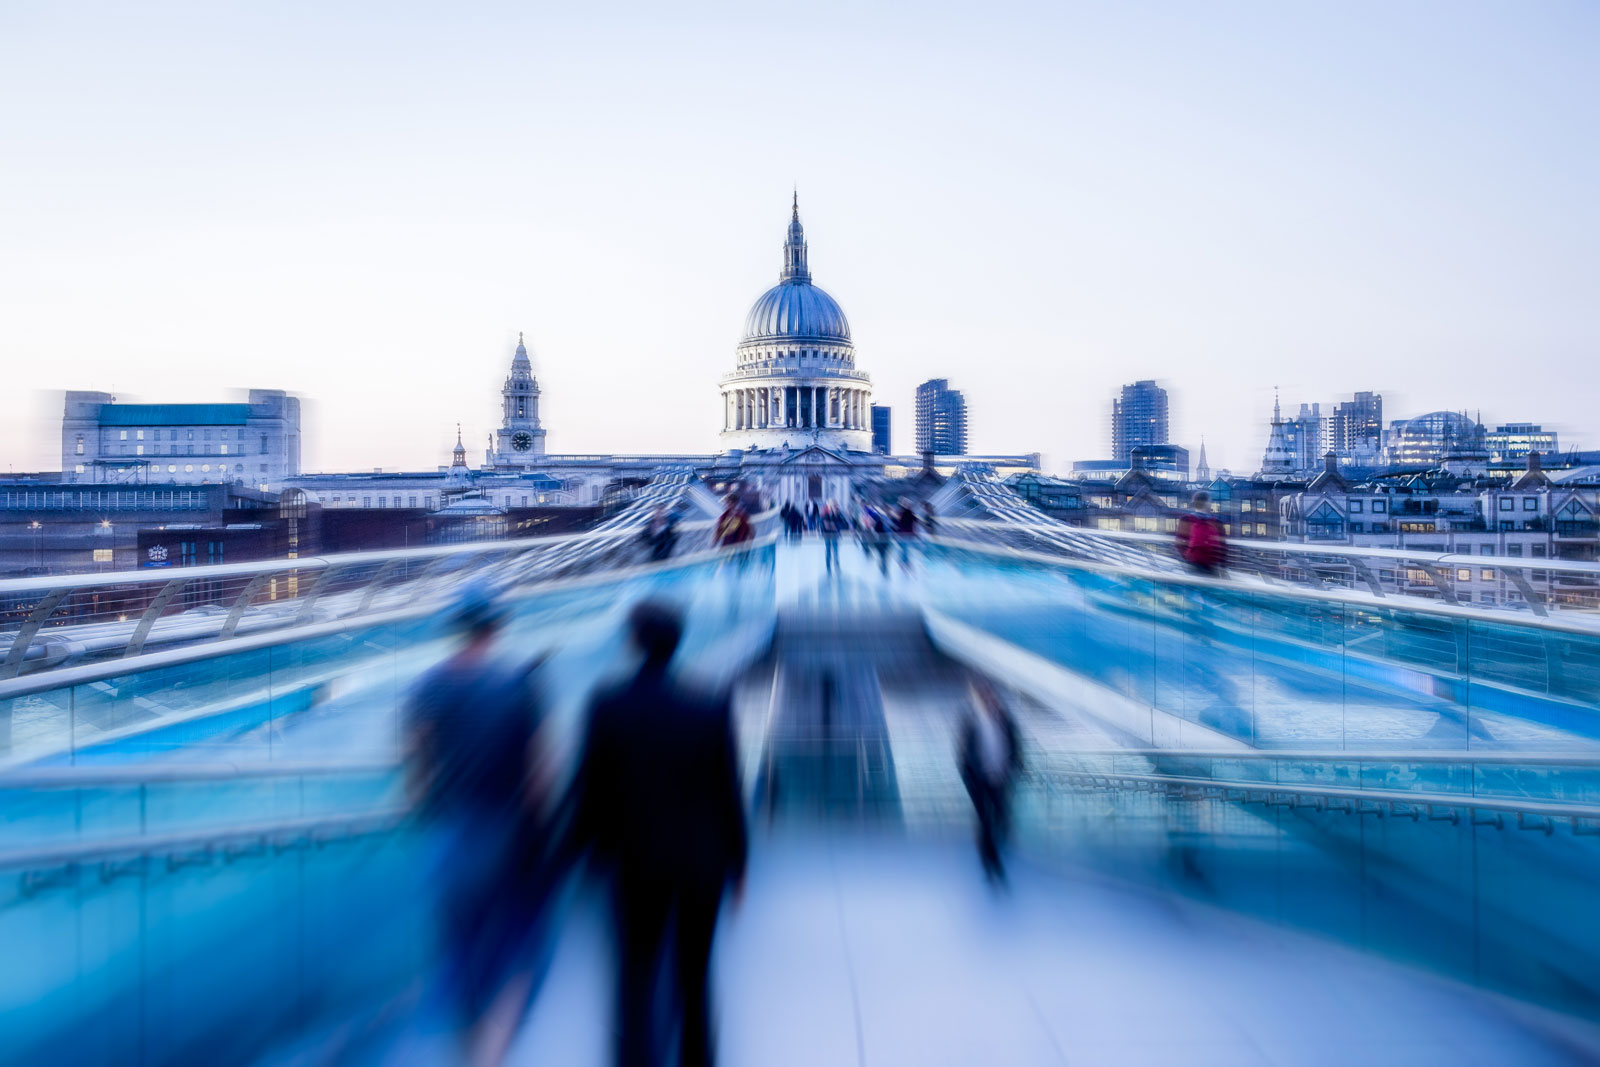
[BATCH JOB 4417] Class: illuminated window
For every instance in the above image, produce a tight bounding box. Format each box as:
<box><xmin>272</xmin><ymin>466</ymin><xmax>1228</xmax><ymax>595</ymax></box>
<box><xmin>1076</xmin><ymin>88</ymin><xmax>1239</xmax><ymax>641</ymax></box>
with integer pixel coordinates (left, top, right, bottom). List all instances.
<box><xmin>92</xmin><ymin>548</ymin><xmax>113</xmax><ymax>563</ymax></box>
<box><xmin>1481</xmin><ymin>569</ymin><xmax>1495</xmax><ymax>581</ymax></box>
<box><xmin>119</xmin><ymin>430</ymin><xmax>127</xmax><ymax>440</ymax></box>
<box><xmin>1457</xmin><ymin>568</ymin><xmax>1472</xmax><ymax>582</ymax></box>
<box><xmin>136</xmin><ymin>430</ymin><xmax>144</xmax><ymax>440</ymax></box>
<box><xmin>184</xmin><ymin>464</ymin><xmax>193</xmax><ymax>472</ymax></box>
<box><xmin>75</xmin><ymin>436</ymin><xmax>84</xmax><ymax>455</ymax></box>
<box><xmin>220</xmin><ymin>444</ymin><xmax>228</xmax><ymax>455</ymax></box>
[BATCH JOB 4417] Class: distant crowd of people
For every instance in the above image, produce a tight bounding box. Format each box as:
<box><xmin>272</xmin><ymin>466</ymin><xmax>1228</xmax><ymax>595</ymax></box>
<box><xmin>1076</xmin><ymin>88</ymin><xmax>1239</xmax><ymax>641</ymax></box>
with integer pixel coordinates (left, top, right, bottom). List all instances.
<box><xmin>635</xmin><ymin>493</ymin><xmax>939</xmax><ymax>577</ymax></box>
<box><xmin>778</xmin><ymin>496</ymin><xmax>935</xmax><ymax>574</ymax></box>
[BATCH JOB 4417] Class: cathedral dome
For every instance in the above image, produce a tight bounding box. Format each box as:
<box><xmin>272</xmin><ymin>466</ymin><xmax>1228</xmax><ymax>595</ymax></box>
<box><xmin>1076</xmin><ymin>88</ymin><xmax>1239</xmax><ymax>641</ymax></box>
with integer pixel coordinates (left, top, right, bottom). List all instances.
<box><xmin>742</xmin><ymin>281</ymin><xmax>851</xmax><ymax>344</ymax></box>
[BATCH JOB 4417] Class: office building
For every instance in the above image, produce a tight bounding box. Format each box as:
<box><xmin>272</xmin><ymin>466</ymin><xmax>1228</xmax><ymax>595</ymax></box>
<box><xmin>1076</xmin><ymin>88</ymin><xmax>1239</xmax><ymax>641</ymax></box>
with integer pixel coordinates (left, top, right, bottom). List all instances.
<box><xmin>871</xmin><ymin>405</ymin><xmax>891</xmax><ymax>455</ymax></box>
<box><xmin>916</xmin><ymin>379</ymin><xmax>968</xmax><ymax>455</ymax></box>
<box><xmin>1485</xmin><ymin>424</ymin><xmax>1558</xmax><ymax>464</ymax></box>
<box><xmin>1329</xmin><ymin>391</ymin><xmax>1383</xmax><ymax>461</ymax></box>
<box><xmin>62</xmin><ymin>390</ymin><xmax>301</xmax><ymax>488</ymax></box>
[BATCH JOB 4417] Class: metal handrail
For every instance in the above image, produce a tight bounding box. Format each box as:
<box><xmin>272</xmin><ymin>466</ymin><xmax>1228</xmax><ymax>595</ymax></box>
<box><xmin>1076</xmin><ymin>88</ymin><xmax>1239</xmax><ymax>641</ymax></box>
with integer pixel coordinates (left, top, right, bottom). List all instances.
<box><xmin>0</xmin><ymin>760</ymin><xmax>399</xmax><ymax>790</ymax></box>
<box><xmin>945</xmin><ymin>518</ymin><xmax>1600</xmax><ymax>578</ymax></box>
<box><xmin>0</xmin><ymin>534</ymin><xmax>767</xmax><ymax>702</ymax></box>
<box><xmin>926</xmin><ymin>533</ymin><xmax>1600</xmax><ymax>638</ymax></box>
<box><xmin>1049</xmin><ymin>768</ymin><xmax>1600</xmax><ymax>827</ymax></box>
<box><xmin>0</xmin><ymin>808</ymin><xmax>408</xmax><ymax>876</ymax></box>
<box><xmin>1051</xmin><ymin>749</ymin><xmax>1600</xmax><ymax>766</ymax></box>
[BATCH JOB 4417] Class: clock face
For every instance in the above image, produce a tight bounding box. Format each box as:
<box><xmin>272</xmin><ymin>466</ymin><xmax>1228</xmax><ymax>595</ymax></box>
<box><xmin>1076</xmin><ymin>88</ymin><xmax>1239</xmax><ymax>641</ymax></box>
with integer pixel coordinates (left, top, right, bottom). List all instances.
<box><xmin>512</xmin><ymin>431</ymin><xmax>533</xmax><ymax>452</ymax></box>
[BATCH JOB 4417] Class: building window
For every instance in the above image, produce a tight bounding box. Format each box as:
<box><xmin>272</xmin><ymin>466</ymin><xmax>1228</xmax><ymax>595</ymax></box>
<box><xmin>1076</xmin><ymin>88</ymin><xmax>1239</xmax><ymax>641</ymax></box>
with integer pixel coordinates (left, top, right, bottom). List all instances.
<box><xmin>261</xmin><ymin>435</ymin><xmax>268</xmax><ymax>452</ymax></box>
<box><xmin>220</xmin><ymin>444</ymin><xmax>228</xmax><ymax>455</ymax></box>
<box><xmin>1523</xmin><ymin>498</ymin><xmax>1537</xmax><ymax>511</ymax></box>
<box><xmin>187</xmin><ymin>430</ymin><xmax>194</xmax><ymax>440</ymax></box>
<box><xmin>1480</xmin><ymin>545</ymin><xmax>1493</xmax><ymax>556</ymax></box>
<box><xmin>92</xmin><ymin>548</ymin><xmax>113</xmax><ymax>563</ymax></box>
<box><xmin>203</xmin><ymin>429</ymin><xmax>212</xmax><ymax>440</ymax></box>
<box><xmin>136</xmin><ymin>430</ymin><xmax>144</xmax><ymax>440</ymax></box>
<box><xmin>185</xmin><ymin>464</ymin><xmax>194</xmax><ymax>472</ymax></box>
<box><xmin>168</xmin><ymin>465</ymin><xmax>177</xmax><ymax>473</ymax></box>
<box><xmin>201</xmin><ymin>464</ymin><xmax>211</xmax><ymax>472</ymax></box>
<box><xmin>408</xmin><ymin>495</ymin><xmax>418</xmax><ymax>508</ymax></box>
<box><xmin>187</xmin><ymin>444</ymin><xmax>194</xmax><ymax>455</ymax></box>
<box><xmin>1372</xmin><ymin>500</ymin><xmax>1386</xmax><ymax>514</ymax></box>
<box><xmin>1480</xmin><ymin>593</ymin><xmax>1495</xmax><ymax>604</ymax></box>
<box><xmin>75</xmin><ymin>436</ymin><xmax>84</xmax><ymax>455</ymax></box>
<box><xmin>1481</xmin><ymin>569</ymin><xmax>1495</xmax><ymax>581</ymax></box>
<box><xmin>1457</xmin><ymin>568</ymin><xmax>1472</xmax><ymax>582</ymax></box>
<box><xmin>1499</xmin><ymin>497</ymin><xmax>1513</xmax><ymax>512</ymax></box>
<box><xmin>170</xmin><ymin>429</ymin><xmax>178</xmax><ymax>440</ymax></box>
<box><xmin>1532</xmin><ymin>545</ymin><xmax>1546</xmax><ymax>558</ymax></box>
<box><xmin>378</xmin><ymin>496</ymin><xmax>387</xmax><ymax>508</ymax></box>
<box><xmin>1506</xmin><ymin>544</ymin><xmax>1523</xmax><ymax>557</ymax></box>
<box><xmin>1349</xmin><ymin>500</ymin><xmax>1362</xmax><ymax>513</ymax></box>
<box><xmin>1350</xmin><ymin>522</ymin><xmax>1363</xmax><ymax>533</ymax></box>
<box><xmin>119</xmin><ymin>430</ymin><xmax>127</xmax><ymax>440</ymax></box>
<box><xmin>363</xmin><ymin>496</ymin><xmax>372</xmax><ymax>507</ymax></box>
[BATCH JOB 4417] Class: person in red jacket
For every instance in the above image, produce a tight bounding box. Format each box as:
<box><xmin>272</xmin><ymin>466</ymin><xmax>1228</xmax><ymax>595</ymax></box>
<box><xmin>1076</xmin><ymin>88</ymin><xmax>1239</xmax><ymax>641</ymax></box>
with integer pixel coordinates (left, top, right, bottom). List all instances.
<box><xmin>1175</xmin><ymin>490</ymin><xmax>1227</xmax><ymax>577</ymax></box>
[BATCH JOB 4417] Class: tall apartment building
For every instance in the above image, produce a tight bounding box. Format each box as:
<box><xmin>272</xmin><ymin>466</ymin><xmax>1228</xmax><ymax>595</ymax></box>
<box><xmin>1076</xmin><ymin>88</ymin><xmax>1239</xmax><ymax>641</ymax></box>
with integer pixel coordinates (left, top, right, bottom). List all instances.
<box><xmin>915</xmin><ymin>379</ymin><xmax>968</xmax><ymax>455</ymax></box>
<box><xmin>870</xmin><ymin>405</ymin><xmax>892</xmax><ymax>455</ymax></box>
<box><xmin>1111</xmin><ymin>380</ymin><xmax>1168</xmax><ymax>464</ymax></box>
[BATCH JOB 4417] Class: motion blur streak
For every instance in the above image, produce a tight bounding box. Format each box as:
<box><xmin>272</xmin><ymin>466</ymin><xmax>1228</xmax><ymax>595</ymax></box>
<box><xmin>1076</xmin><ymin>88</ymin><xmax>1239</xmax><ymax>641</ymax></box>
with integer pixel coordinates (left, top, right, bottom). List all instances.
<box><xmin>4</xmin><ymin>512</ymin><xmax>1600</xmax><ymax>1065</ymax></box>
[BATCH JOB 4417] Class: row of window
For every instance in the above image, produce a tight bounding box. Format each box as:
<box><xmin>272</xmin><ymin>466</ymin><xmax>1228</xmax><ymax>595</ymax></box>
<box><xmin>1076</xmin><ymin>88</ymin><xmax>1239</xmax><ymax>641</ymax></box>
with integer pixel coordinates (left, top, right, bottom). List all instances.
<box><xmin>118</xmin><ymin>444</ymin><xmax>237</xmax><ymax>456</ymax></box>
<box><xmin>78</xmin><ymin>431</ymin><xmax>271</xmax><ymax>454</ymax></box>
<box><xmin>0</xmin><ymin>490</ymin><xmax>207</xmax><ymax>510</ymax></box>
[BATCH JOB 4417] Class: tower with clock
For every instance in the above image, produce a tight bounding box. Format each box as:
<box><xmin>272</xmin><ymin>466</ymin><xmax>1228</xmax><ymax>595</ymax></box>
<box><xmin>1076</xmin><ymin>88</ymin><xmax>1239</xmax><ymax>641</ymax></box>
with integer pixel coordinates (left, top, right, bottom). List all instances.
<box><xmin>490</xmin><ymin>332</ymin><xmax>546</xmax><ymax>466</ymax></box>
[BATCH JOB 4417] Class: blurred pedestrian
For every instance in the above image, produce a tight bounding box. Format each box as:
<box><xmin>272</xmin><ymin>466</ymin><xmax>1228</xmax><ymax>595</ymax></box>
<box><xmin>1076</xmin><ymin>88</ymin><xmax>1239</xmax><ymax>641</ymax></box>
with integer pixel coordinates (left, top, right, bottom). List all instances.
<box><xmin>864</xmin><ymin>505</ymin><xmax>891</xmax><ymax>576</ymax></box>
<box><xmin>805</xmin><ymin>500</ymin><xmax>819</xmax><ymax>533</ymax></box>
<box><xmin>405</xmin><ymin>584</ymin><xmax>553</xmax><ymax>1065</ymax></box>
<box><xmin>639</xmin><ymin>506</ymin><xmax>679</xmax><ymax>563</ymax></box>
<box><xmin>560</xmin><ymin>601</ymin><xmax>748</xmax><ymax>1067</ymax></box>
<box><xmin>781</xmin><ymin>501</ymin><xmax>804</xmax><ymax>542</ymax></box>
<box><xmin>894</xmin><ymin>497</ymin><xmax>919</xmax><ymax>569</ymax></box>
<box><xmin>957</xmin><ymin>678</ymin><xmax>1023</xmax><ymax>884</ymax></box>
<box><xmin>819</xmin><ymin>501</ymin><xmax>845</xmax><ymax>574</ymax></box>
<box><xmin>1175</xmin><ymin>490</ymin><xmax>1227</xmax><ymax>577</ymax></box>
<box><xmin>921</xmin><ymin>501</ymin><xmax>938</xmax><ymax>540</ymax></box>
<box><xmin>714</xmin><ymin>494</ymin><xmax>754</xmax><ymax>572</ymax></box>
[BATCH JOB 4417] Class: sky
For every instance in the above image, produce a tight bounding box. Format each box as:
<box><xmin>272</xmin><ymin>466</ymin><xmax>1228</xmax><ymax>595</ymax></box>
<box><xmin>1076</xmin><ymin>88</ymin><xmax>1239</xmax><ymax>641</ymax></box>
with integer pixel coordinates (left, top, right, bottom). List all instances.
<box><xmin>2</xmin><ymin>1</ymin><xmax>1596</xmax><ymax>476</ymax></box>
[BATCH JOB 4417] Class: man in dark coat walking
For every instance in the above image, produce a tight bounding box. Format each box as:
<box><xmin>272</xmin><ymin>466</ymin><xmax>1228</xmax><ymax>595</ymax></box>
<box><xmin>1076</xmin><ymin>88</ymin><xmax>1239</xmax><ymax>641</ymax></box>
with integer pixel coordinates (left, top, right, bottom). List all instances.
<box><xmin>563</xmin><ymin>601</ymin><xmax>748</xmax><ymax>1067</ymax></box>
<box><xmin>958</xmin><ymin>678</ymin><xmax>1024</xmax><ymax>884</ymax></box>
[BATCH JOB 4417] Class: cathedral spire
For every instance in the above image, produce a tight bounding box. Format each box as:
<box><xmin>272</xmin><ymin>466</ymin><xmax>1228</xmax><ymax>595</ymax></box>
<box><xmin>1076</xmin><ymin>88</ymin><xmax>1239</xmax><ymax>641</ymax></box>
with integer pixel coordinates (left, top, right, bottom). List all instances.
<box><xmin>781</xmin><ymin>192</ymin><xmax>810</xmax><ymax>283</ymax></box>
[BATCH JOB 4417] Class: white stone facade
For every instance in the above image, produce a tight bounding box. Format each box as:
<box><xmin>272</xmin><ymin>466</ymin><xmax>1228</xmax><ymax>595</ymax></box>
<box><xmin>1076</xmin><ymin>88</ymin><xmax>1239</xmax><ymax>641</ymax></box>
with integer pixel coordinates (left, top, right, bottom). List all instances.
<box><xmin>62</xmin><ymin>389</ymin><xmax>300</xmax><ymax>488</ymax></box>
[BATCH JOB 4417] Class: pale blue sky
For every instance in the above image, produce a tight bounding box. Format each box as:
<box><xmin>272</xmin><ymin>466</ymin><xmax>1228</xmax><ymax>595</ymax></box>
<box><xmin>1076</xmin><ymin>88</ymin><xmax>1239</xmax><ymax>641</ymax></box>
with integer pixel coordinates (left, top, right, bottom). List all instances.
<box><xmin>2</xmin><ymin>1</ymin><xmax>1595</xmax><ymax>474</ymax></box>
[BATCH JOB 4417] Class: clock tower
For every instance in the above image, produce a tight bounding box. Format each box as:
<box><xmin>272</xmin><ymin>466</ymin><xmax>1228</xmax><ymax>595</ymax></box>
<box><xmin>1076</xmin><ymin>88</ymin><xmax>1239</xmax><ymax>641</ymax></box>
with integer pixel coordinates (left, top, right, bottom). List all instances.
<box><xmin>491</xmin><ymin>332</ymin><xmax>546</xmax><ymax>466</ymax></box>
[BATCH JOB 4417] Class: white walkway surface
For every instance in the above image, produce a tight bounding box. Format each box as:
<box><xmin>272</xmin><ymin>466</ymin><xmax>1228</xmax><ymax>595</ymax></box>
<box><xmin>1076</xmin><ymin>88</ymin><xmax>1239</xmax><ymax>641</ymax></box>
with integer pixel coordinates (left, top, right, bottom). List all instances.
<box><xmin>507</xmin><ymin>834</ymin><xmax>1594</xmax><ymax>1067</ymax></box>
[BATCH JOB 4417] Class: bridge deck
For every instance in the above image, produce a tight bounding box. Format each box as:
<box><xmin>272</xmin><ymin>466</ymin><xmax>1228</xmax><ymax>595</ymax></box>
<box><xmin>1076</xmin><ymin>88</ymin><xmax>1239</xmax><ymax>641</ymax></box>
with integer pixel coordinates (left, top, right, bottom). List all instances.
<box><xmin>341</xmin><ymin>836</ymin><xmax>1591</xmax><ymax>1067</ymax></box>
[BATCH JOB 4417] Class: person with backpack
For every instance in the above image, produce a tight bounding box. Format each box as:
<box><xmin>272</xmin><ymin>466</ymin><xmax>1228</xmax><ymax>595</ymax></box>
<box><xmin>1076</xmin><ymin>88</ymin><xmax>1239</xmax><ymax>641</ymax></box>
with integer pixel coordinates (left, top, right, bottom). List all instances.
<box><xmin>1175</xmin><ymin>490</ymin><xmax>1227</xmax><ymax>577</ymax></box>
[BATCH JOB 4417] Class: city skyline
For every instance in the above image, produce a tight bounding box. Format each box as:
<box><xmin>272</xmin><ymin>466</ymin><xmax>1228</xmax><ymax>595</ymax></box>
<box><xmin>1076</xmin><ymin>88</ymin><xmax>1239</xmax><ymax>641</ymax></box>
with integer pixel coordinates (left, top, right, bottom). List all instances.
<box><xmin>2</xmin><ymin>2</ymin><xmax>1596</xmax><ymax>476</ymax></box>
